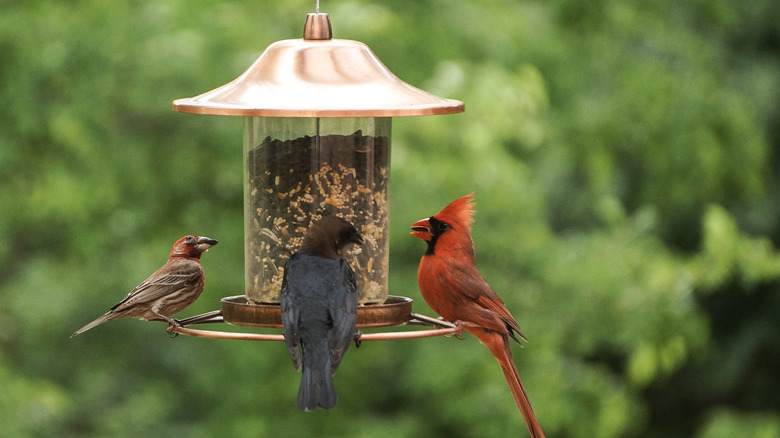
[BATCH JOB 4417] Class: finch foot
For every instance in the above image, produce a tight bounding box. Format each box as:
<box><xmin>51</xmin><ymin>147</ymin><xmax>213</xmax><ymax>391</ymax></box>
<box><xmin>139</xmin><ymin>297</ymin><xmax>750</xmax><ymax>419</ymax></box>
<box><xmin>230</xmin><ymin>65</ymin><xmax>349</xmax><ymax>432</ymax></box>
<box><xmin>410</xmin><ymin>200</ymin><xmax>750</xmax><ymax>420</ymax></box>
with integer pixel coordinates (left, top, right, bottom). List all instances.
<box><xmin>166</xmin><ymin>320</ymin><xmax>182</xmax><ymax>337</ymax></box>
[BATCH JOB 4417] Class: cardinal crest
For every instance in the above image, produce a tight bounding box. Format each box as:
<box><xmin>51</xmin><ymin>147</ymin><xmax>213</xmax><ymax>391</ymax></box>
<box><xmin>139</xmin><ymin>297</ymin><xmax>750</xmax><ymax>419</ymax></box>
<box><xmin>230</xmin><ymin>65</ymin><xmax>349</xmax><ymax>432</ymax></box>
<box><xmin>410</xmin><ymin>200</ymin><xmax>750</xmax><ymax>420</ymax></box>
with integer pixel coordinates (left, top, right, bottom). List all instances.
<box><xmin>435</xmin><ymin>193</ymin><xmax>476</xmax><ymax>230</ymax></box>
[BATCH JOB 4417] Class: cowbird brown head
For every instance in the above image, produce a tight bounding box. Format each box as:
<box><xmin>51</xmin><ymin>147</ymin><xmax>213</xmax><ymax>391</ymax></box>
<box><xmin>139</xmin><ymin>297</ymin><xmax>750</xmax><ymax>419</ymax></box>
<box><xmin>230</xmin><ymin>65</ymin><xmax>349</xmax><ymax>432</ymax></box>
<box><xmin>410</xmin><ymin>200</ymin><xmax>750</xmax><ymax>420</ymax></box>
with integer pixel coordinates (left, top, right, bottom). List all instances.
<box><xmin>299</xmin><ymin>216</ymin><xmax>364</xmax><ymax>259</ymax></box>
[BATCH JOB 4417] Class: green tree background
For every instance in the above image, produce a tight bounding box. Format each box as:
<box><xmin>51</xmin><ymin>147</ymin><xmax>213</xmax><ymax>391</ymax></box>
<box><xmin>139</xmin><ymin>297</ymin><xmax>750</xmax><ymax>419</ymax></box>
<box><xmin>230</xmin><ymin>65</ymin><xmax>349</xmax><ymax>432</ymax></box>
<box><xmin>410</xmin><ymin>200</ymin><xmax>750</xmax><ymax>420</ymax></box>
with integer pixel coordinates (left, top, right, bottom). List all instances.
<box><xmin>2</xmin><ymin>0</ymin><xmax>779</xmax><ymax>436</ymax></box>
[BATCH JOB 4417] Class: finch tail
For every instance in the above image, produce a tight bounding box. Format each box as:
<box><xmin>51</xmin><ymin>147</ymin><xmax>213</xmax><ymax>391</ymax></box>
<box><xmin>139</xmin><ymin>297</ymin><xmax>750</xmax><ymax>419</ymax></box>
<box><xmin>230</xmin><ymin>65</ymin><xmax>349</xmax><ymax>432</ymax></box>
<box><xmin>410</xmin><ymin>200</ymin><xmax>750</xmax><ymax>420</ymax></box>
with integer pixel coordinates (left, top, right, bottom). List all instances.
<box><xmin>473</xmin><ymin>329</ymin><xmax>545</xmax><ymax>438</ymax></box>
<box><xmin>70</xmin><ymin>312</ymin><xmax>115</xmax><ymax>338</ymax></box>
<box><xmin>297</xmin><ymin>364</ymin><xmax>337</xmax><ymax>411</ymax></box>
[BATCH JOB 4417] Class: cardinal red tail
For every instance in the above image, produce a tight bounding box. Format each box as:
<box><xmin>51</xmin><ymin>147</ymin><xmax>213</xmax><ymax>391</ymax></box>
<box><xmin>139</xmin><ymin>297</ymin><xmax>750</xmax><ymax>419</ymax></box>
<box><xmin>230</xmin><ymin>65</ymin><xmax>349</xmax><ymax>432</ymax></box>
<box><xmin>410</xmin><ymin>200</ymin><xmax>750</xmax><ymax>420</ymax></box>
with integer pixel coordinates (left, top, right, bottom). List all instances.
<box><xmin>471</xmin><ymin>328</ymin><xmax>545</xmax><ymax>438</ymax></box>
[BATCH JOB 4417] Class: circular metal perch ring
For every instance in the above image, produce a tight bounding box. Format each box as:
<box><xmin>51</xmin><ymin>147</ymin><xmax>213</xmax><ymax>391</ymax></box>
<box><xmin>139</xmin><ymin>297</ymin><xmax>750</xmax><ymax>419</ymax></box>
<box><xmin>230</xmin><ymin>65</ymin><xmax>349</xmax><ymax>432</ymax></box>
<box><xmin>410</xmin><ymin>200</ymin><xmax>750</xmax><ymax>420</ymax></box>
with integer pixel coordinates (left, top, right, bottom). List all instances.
<box><xmin>171</xmin><ymin>320</ymin><xmax>463</xmax><ymax>342</ymax></box>
<box><xmin>169</xmin><ymin>295</ymin><xmax>464</xmax><ymax>341</ymax></box>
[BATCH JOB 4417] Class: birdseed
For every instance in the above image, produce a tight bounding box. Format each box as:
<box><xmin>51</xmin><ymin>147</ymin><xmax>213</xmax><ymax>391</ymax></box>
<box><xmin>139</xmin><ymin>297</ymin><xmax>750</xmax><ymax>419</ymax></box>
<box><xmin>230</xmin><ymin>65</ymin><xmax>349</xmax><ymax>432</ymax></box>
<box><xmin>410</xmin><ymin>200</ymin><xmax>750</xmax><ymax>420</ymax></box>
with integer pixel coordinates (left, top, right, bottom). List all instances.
<box><xmin>246</xmin><ymin>130</ymin><xmax>389</xmax><ymax>305</ymax></box>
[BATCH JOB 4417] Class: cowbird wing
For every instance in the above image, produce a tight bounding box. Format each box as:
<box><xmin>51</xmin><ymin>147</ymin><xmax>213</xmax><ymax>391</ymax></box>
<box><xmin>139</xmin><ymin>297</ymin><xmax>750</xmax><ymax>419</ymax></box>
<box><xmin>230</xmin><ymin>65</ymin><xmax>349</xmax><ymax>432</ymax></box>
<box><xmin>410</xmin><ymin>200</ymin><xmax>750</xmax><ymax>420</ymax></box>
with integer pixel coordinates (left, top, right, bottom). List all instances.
<box><xmin>327</xmin><ymin>259</ymin><xmax>358</xmax><ymax>374</ymax></box>
<box><xmin>281</xmin><ymin>254</ymin><xmax>302</xmax><ymax>371</ymax></box>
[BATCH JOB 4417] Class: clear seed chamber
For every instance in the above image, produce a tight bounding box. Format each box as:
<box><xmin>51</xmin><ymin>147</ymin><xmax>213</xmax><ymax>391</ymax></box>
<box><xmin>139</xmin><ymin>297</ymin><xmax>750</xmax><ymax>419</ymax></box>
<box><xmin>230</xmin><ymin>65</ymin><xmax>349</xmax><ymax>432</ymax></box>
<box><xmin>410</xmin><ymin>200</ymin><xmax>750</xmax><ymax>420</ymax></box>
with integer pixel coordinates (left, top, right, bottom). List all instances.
<box><xmin>245</xmin><ymin>117</ymin><xmax>390</xmax><ymax>304</ymax></box>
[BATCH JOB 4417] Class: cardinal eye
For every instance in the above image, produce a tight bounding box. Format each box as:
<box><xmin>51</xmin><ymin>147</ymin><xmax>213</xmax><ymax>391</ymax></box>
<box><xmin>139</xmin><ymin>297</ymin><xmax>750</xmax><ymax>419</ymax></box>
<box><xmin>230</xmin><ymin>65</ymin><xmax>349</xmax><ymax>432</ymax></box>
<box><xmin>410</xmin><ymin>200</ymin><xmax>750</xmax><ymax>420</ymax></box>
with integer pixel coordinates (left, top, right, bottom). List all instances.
<box><xmin>435</xmin><ymin>221</ymin><xmax>450</xmax><ymax>232</ymax></box>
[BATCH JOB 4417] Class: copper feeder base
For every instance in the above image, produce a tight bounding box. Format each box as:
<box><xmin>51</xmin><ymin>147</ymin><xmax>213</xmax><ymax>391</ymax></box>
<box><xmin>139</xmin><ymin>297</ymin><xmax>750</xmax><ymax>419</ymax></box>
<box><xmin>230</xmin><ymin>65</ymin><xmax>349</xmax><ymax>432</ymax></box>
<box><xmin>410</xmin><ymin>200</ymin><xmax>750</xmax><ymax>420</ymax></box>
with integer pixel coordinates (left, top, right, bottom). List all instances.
<box><xmin>221</xmin><ymin>295</ymin><xmax>414</xmax><ymax>329</ymax></box>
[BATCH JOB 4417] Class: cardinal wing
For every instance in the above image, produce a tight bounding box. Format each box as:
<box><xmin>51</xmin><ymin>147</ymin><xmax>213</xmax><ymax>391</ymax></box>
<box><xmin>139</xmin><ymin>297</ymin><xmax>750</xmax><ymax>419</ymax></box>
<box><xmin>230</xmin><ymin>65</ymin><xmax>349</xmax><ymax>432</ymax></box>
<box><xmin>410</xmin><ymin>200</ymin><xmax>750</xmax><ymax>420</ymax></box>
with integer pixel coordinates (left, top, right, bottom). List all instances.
<box><xmin>446</xmin><ymin>263</ymin><xmax>527</xmax><ymax>342</ymax></box>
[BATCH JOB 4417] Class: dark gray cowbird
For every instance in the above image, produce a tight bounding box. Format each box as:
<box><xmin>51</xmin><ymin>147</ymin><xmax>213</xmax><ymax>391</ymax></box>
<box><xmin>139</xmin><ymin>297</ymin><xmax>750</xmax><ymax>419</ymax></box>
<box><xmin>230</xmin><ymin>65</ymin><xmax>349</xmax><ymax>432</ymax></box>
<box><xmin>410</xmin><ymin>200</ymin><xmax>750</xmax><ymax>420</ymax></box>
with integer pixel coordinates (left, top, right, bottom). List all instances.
<box><xmin>281</xmin><ymin>216</ymin><xmax>364</xmax><ymax>411</ymax></box>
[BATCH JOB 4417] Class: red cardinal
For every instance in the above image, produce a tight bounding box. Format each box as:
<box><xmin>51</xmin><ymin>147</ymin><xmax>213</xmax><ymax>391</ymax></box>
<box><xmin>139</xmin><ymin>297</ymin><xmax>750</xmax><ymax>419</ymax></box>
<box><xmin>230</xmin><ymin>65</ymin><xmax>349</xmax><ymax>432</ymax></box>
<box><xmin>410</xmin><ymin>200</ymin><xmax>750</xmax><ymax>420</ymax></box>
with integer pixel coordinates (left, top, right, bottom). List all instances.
<box><xmin>71</xmin><ymin>235</ymin><xmax>218</xmax><ymax>337</ymax></box>
<box><xmin>411</xmin><ymin>194</ymin><xmax>544</xmax><ymax>438</ymax></box>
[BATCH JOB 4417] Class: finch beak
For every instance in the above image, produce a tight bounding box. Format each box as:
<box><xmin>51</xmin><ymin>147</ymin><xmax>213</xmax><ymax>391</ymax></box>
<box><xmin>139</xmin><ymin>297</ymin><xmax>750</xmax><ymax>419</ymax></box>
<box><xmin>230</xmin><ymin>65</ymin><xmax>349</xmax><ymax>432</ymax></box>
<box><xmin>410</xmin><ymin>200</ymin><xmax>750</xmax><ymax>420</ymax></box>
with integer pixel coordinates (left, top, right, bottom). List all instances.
<box><xmin>410</xmin><ymin>218</ymin><xmax>433</xmax><ymax>241</ymax></box>
<box><xmin>197</xmin><ymin>236</ymin><xmax>218</xmax><ymax>252</ymax></box>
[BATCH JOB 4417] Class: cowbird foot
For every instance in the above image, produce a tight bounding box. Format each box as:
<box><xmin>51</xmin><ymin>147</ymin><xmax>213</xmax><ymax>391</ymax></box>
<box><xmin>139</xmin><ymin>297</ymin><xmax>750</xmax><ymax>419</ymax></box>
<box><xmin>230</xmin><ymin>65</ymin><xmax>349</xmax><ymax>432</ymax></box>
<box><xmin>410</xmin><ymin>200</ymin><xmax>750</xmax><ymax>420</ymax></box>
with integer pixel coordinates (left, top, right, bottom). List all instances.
<box><xmin>353</xmin><ymin>330</ymin><xmax>363</xmax><ymax>348</ymax></box>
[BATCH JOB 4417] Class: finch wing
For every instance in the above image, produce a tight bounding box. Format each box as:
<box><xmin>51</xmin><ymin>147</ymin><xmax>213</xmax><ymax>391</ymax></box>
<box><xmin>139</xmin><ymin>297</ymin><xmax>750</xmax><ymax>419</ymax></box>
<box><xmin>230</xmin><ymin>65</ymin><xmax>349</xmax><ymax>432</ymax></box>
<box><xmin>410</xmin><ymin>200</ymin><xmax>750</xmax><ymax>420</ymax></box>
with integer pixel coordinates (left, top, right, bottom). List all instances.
<box><xmin>280</xmin><ymin>254</ymin><xmax>302</xmax><ymax>371</ymax></box>
<box><xmin>110</xmin><ymin>259</ymin><xmax>202</xmax><ymax>311</ymax></box>
<box><xmin>327</xmin><ymin>259</ymin><xmax>358</xmax><ymax>374</ymax></box>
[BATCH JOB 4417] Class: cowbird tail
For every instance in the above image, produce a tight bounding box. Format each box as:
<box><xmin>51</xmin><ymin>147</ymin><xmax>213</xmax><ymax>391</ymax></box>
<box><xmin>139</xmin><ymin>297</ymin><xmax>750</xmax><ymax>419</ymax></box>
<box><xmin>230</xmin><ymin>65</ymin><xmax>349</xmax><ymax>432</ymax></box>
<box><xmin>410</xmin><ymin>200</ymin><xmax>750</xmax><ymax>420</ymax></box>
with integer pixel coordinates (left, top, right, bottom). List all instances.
<box><xmin>297</xmin><ymin>364</ymin><xmax>337</xmax><ymax>411</ymax></box>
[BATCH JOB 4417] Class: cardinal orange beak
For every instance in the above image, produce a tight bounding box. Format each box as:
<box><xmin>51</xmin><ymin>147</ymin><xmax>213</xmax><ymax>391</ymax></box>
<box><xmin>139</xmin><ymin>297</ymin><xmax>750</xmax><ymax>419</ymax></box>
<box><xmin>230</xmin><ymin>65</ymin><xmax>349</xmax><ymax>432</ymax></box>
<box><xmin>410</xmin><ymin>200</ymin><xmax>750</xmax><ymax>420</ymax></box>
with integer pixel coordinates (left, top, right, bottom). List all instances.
<box><xmin>410</xmin><ymin>218</ymin><xmax>433</xmax><ymax>241</ymax></box>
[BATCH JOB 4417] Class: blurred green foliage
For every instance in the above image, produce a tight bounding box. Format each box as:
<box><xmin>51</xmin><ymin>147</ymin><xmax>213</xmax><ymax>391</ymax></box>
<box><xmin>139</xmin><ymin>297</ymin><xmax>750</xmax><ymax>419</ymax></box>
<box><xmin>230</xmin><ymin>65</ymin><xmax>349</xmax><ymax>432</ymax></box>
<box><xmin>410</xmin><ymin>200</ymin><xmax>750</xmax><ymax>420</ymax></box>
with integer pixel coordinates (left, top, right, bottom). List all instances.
<box><xmin>2</xmin><ymin>0</ymin><xmax>779</xmax><ymax>437</ymax></box>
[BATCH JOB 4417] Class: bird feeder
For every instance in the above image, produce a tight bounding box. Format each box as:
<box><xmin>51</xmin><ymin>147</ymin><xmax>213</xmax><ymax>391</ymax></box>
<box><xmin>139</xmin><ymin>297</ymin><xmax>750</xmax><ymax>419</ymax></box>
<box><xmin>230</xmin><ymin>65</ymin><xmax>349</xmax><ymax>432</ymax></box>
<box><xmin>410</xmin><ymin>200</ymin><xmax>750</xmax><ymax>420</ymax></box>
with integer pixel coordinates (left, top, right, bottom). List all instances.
<box><xmin>172</xmin><ymin>12</ymin><xmax>463</xmax><ymax>329</ymax></box>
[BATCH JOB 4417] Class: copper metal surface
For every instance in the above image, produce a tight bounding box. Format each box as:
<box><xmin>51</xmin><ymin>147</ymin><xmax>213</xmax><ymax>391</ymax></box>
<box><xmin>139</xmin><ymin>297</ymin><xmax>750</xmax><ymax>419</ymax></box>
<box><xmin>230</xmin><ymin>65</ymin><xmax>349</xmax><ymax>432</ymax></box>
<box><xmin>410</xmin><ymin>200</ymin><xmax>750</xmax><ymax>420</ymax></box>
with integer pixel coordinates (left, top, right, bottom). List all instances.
<box><xmin>170</xmin><ymin>310</ymin><xmax>464</xmax><ymax>341</ymax></box>
<box><xmin>303</xmin><ymin>13</ymin><xmax>331</xmax><ymax>40</ymax></box>
<box><xmin>172</xmin><ymin>14</ymin><xmax>464</xmax><ymax>117</ymax></box>
<box><xmin>221</xmin><ymin>295</ymin><xmax>414</xmax><ymax>328</ymax></box>
<box><xmin>171</xmin><ymin>318</ymin><xmax>463</xmax><ymax>341</ymax></box>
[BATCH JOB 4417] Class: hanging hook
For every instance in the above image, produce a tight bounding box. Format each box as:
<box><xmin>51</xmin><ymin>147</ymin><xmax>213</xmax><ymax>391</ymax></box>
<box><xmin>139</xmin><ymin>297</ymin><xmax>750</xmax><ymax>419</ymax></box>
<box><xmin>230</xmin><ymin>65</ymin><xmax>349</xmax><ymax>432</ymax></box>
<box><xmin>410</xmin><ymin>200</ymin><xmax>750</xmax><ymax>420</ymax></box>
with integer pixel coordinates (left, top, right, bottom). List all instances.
<box><xmin>303</xmin><ymin>11</ymin><xmax>332</xmax><ymax>40</ymax></box>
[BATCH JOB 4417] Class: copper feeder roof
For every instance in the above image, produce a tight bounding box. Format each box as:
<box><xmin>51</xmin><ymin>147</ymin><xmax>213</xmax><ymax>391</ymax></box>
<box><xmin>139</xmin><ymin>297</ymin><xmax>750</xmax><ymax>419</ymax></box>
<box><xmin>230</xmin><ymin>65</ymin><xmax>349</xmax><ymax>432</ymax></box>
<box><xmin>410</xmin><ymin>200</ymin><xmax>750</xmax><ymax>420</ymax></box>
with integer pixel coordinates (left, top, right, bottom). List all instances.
<box><xmin>172</xmin><ymin>13</ymin><xmax>464</xmax><ymax>117</ymax></box>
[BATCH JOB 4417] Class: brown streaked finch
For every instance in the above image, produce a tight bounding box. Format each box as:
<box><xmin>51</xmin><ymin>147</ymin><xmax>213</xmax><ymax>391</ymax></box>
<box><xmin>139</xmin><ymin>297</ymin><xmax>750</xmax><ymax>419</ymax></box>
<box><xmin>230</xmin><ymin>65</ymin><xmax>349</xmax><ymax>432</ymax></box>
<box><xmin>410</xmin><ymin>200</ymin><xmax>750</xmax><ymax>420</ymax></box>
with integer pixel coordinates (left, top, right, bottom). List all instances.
<box><xmin>71</xmin><ymin>235</ymin><xmax>218</xmax><ymax>337</ymax></box>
